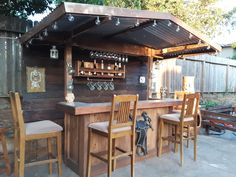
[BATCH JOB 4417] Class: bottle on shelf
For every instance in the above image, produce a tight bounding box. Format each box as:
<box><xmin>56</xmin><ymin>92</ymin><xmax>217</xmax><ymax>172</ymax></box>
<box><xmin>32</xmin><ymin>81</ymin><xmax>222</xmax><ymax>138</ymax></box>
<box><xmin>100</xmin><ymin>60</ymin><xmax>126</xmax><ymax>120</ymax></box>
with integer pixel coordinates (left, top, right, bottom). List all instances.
<box><xmin>80</xmin><ymin>60</ymin><xmax>84</xmax><ymax>75</ymax></box>
<box><xmin>101</xmin><ymin>60</ymin><xmax>104</xmax><ymax>75</ymax></box>
<box><xmin>93</xmin><ymin>59</ymin><xmax>97</xmax><ymax>75</ymax></box>
<box><xmin>118</xmin><ymin>62</ymin><xmax>122</xmax><ymax>76</ymax></box>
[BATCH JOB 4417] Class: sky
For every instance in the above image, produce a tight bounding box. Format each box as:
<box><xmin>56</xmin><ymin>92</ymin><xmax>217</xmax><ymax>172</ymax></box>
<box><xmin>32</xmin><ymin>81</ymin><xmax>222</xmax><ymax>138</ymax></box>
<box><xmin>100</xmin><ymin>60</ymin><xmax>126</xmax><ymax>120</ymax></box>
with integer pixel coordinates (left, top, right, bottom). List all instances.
<box><xmin>29</xmin><ymin>0</ymin><xmax>236</xmax><ymax>45</ymax></box>
<box><xmin>214</xmin><ymin>0</ymin><xmax>236</xmax><ymax>44</ymax></box>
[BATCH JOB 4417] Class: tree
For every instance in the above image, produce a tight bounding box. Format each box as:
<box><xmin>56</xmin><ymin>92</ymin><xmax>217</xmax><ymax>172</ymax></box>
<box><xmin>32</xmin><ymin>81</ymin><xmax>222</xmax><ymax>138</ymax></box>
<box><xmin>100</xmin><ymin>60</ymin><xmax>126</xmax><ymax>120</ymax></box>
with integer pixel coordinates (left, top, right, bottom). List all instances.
<box><xmin>145</xmin><ymin>0</ymin><xmax>224</xmax><ymax>37</ymax></box>
<box><xmin>0</xmin><ymin>0</ymin><xmax>53</xmax><ymax>19</ymax></box>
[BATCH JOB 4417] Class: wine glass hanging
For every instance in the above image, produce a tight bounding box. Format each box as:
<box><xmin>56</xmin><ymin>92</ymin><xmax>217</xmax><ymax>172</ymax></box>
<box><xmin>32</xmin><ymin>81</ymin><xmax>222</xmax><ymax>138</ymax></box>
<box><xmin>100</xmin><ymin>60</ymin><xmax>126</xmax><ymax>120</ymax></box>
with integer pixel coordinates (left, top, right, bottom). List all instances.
<box><xmin>89</xmin><ymin>51</ymin><xmax>128</xmax><ymax>63</ymax></box>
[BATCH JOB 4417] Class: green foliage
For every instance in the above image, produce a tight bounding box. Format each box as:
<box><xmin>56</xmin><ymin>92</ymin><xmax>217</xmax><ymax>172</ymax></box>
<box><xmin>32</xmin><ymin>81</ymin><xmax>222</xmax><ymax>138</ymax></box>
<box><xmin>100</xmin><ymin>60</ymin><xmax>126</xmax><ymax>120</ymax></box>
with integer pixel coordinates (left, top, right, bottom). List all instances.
<box><xmin>232</xmin><ymin>55</ymin><xmax>236</xmax><ymax>60</ymax></box>
<box><xmin>55</xmin><ymin>0</ymin><xmax>104</xmax><ymax>5</ymax></box>
<box><xmin>203</xmin><ymin>100</ymin><xmax>218</xmax><ymax>109</ymax></box>
<box><xmin>145</xmin><ymin>0</ymin><xmax>224</xmax><ymax>37</ymax></box>
<box><xmin>232</xmin><ymin>42</ymin><xmax>236</xmax><ymax>49</ymax></box>
<box><xmin>0</xmin><ymin>0</ymin><xmax>53</xmax><ymax>19</ymax></box>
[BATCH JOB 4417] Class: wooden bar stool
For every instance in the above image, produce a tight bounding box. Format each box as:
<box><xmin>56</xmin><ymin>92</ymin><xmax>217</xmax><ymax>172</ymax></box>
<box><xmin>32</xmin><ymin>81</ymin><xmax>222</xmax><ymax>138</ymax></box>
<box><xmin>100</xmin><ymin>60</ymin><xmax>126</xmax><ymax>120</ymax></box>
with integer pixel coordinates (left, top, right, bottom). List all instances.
<box><xmin>86</xmin><ymin>94</ymin><xmax>139</xmax><ymax>177</ymax></box>
<box><xmin>9</xmin><ymin>92</ymin><xmax>63</xmax><ymax>177</ymax></box>
<box><xmin>158</xmin><ymin>93</ymin><xmax>200</xmax><ymax>166</ymax></box>
<box><xmin>0</xmin><ymin>128</ymin><xmax>11</xmax><ymax>175</ymax></box>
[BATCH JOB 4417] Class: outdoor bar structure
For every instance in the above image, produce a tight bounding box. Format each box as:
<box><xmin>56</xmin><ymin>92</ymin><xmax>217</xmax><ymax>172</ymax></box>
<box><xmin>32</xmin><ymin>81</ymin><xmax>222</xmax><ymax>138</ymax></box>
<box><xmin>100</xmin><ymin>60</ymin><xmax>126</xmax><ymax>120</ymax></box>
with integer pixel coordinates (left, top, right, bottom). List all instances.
<box><xmin>19</xmin><ymin>2</ymin><xmax>221</xmax><ymax>177</ymax></box>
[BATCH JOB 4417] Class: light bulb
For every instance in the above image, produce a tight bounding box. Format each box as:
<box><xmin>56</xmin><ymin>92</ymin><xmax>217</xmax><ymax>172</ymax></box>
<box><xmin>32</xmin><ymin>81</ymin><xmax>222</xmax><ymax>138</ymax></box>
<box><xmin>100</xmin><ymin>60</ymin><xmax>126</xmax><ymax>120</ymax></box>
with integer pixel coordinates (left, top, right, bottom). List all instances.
<box><xmin>43</xmin><ymin>29</ymin><xmax>48</xmax><ymax>37</ymax></box>
<box><xmin>176</xmin><ymin>26</ymin><xmax>180</xmax><ymax>32</ymax></box>
<box><xmin>68</xmin><ymin>14</ymin><xmax>74</xmax><ymax>22</ymax></box>
<box><xmin>189</xmin><ymin>33</ymin><xmax>193</xmax><ymax>39</ymax></box>
<box><xmin>135</xmin><ymin>19</ymin><xmax>140</xmax><ymax>26</ymax></box>
<box><xmin>95</xmin><ymin>16</ymin><xmax>100</xmax><ymax>25</ymax></box>
<box><xmin>52</xmin><ymin>22</ymin><xmax>58</xmax><ymax>30</ymax></box>
<box><xmin>168</xmin><ymin>20</ymin><xmax>172</xmax><ymax>26</ymax></box>
<box><xmin>152</xmin><ymin>20</ymin><xmax>157</xmax><ymax>27</ymax></box>
<box><xmin>115</xmin><ymin>18</ymin><xmax>120</xmax><ymax>26</ymax></box>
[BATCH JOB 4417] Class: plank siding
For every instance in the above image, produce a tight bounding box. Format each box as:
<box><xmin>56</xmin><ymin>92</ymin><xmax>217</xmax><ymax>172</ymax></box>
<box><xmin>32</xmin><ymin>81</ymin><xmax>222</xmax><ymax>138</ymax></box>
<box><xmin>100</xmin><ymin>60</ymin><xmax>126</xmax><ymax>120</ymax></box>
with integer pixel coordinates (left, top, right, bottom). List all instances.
<box><xmin>158</xmin><ymin>55</ymin><xmax>236</xmax><ymax>94</ymax></box>
<box><xmin>21</xmin><ymin>46</ymin><xmax>148</xmax><ymax>123</ymax></box>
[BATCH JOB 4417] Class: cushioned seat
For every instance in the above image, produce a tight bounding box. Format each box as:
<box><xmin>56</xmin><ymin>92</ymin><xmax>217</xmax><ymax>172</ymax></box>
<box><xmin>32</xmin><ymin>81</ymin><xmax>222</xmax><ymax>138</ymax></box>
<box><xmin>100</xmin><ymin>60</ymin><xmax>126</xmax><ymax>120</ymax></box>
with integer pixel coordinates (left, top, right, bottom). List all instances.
<box><xmin>25</xmin><ymin>120</ymin><xmax>63</xmax><ymax>135</ymax></box>
<box><xmin>160</xmin><ymin>113</ymin><xmax>194</xmax><ymax>122</ymax></box>
<box><xmin>88</xmin><ymin>121</ymin><xmax>131</xmax><ymax>133</ymax></box>
<box><xmin>172</xmin><ymin>109</ymin><xmax>181</xmax><ymax>113</ymax></box>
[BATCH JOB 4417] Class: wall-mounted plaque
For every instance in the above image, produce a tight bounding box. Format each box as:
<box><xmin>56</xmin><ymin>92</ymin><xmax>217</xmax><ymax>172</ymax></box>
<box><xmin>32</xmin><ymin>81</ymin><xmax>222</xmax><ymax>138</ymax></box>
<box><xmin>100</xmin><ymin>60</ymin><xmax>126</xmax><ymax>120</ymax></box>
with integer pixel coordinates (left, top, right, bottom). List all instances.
<box><xmin>26</xmin><ymin>67</ymin><xmax>45</xmax><ymax>93</ymax></box>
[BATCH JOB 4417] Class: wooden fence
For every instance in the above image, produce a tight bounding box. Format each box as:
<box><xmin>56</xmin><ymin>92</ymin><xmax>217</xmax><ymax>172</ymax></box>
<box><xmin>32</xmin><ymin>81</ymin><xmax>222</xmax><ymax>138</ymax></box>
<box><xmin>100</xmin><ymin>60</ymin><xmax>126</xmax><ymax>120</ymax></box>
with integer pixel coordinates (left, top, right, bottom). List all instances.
<box><xmin>154</xmin><ymin>55</ymin><xmax>236</xmax><ymax>94</ymax></box>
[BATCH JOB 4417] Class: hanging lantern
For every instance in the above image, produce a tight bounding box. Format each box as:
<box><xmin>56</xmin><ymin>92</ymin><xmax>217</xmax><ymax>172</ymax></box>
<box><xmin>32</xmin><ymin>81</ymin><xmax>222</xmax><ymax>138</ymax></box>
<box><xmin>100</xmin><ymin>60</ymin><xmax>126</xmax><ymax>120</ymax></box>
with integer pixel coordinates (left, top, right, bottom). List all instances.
<box><xmin>50</xmin><ymin>45</ymin><xmax>58</xmax><ymax>59</ymax></box>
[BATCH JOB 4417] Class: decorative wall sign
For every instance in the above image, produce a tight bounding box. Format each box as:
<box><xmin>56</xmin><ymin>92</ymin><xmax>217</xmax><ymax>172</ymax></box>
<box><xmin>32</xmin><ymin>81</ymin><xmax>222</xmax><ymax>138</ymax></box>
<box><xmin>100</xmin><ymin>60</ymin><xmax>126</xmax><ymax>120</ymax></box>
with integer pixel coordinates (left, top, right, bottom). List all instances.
<box><xmin>26</xmin><ymin>67</ymin><xmax>45</xmax><ymax>93</ymax></box>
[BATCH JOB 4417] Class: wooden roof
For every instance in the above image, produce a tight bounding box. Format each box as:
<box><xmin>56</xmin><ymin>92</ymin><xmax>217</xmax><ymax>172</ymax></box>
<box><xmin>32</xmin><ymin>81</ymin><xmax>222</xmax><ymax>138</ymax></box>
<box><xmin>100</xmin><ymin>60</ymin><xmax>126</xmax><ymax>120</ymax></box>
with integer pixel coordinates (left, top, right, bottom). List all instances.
<box><xmin>20</xmin><ymin>2</ymin><xmax>222</xmax><ymax>59</ymax></box>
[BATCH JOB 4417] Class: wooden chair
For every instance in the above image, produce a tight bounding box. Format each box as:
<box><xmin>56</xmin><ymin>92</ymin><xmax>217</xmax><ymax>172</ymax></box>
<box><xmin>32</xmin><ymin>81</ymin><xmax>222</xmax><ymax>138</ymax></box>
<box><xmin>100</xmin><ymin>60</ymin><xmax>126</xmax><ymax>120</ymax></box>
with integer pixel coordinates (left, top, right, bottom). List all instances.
<box><xmin>0</xmin><ymin>128</ymin><xmax>11</xmax><ymax>175</ymax></box>
<box><xmin>158</xmin><ymin>93</ymin><xmax>200</xmax><ymax>166</ymax></box>
<box><xmin>9</xmin><ymin>92</ymin><xmax>63</xmax><ymax>177</ymax></box>
<box><xmin>86</xmin><ymin>94</ymin><xmax>139</xmax><ymax>177</ymax></box>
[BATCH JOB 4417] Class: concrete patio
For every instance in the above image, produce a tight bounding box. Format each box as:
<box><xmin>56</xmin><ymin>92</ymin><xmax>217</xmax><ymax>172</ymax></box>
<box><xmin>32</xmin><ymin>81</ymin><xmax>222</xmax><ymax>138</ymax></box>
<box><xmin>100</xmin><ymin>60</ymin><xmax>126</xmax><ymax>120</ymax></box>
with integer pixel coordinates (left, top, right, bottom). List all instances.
<box><xmin>1</xmin><ymin>131</ymin><xmax>236</xmax><ymax>177</ymax></box>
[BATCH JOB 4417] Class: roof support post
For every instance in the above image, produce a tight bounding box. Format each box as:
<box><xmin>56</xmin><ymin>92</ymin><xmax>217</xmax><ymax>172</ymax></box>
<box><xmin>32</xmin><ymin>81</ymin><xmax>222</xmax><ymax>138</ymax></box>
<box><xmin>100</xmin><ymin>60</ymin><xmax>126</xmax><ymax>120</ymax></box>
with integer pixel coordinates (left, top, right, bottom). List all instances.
<box><xmin>147</xmin><ymin>56</ymin><xmax>153</xmax><ymax>99</ymax></box>
<box><xmin>64</xmin><ymin>43</ymin><xmax>75</xmax><ymax>102</ymax></box>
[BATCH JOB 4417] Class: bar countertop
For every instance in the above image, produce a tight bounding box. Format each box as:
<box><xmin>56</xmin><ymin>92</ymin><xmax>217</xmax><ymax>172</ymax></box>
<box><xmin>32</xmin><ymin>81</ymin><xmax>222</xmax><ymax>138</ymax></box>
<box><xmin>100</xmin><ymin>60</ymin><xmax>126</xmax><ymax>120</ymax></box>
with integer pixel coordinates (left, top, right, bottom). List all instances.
<box><xmin>57</xmin><ymin>99</ymin><xmax>182</xmax><ymax>115</ymax></box>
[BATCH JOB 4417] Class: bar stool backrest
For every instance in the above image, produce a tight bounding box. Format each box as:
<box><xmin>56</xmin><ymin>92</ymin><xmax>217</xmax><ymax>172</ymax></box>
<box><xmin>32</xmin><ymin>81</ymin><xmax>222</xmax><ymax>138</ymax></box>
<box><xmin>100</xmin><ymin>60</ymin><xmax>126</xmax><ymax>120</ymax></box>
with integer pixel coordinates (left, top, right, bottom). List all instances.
<box><xmin>109</xmin><ymin>94</ymin><xmax>139</xmax><ymax>133</ymax></box>
<box><xmin>9</xmin><ymin>92</ymin><xmax>26</xmax><ymax>138</ymax></box>
<box><xmin>180</xmin><ymin>93</ymin><xmax>200</xmax><ymax>122</ymax></box>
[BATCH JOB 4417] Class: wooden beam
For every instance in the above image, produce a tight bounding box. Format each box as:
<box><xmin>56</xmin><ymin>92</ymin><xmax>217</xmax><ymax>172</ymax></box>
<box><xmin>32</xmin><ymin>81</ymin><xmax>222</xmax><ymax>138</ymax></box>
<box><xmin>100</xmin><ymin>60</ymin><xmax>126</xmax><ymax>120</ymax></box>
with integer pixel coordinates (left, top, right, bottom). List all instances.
<box><xmin>105</xmin><ymin>20</ymin><xmax>152</xmax><ymax>39</ymax></box>
<box><xmin>147</xmin><ymin>56</ymin><xmax>153</xmax><ymax>99</ymax></box>
<box><xmin>73</xmin><ymin>38</ymin><xmax>156</xmax><ymax>57</ymax></box>
<box><xmin>161</xmin><ymin>43</ymin><xmax>208</xmax><ymax>54</ymax></box>
<box><xmin>71</xmin><ymin>17</ymin><xmax>109</xmax><ymax>40</ymax></box>
<box><xmin>64</xmin><ymin>44</ymin><xmax>72</xmax><ymax>99</ymax></box>
<box><xmin>20</xmin><ymin>4</ymin><xmax>66</xmax><ymax>44</ymax></box>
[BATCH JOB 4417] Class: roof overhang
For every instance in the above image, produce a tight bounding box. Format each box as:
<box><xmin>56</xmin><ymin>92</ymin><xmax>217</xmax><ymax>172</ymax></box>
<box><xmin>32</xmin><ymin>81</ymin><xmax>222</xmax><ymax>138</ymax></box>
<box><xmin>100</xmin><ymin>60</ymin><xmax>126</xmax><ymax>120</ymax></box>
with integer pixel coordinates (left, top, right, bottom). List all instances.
<box><xmin>20</xmin><ymin>2</ymin><xmax>222</xmax><ymax>59</ymax></box>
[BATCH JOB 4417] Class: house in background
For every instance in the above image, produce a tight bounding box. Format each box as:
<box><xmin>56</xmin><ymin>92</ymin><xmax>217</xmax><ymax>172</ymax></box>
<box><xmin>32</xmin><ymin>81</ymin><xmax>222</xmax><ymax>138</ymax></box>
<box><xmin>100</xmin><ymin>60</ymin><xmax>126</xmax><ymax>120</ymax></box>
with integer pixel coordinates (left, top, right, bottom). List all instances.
<box><xmin>217</xmin><ymin>44</ymin><xmax>236</xmax><ymax>59</ymax></box>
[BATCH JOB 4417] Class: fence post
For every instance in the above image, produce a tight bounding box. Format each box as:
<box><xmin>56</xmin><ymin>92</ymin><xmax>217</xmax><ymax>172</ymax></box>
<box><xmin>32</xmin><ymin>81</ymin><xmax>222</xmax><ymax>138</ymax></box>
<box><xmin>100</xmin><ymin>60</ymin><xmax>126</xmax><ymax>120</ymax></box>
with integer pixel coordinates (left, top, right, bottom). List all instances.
<box><xmin>226</xmin><ymin>64</ymin><xmax>229</xmax><ymax>92</ymax></box>
<box><xmin>200</xmin><ymin>61</ymin><xmax>205</xmax><ymax>93</ymax></box>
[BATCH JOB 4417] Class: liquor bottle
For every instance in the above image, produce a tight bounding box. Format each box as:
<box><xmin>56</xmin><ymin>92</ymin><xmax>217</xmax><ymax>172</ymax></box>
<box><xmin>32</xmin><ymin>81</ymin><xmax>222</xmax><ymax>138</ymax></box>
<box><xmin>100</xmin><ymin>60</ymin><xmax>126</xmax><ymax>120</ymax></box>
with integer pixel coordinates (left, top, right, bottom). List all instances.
<box><xmin>118</xmin><ymin>62</ymin><xmax>122</xmax><ymax>76</ymax></box>
<box><xmin>101</xmin><ymin>60</ymin><xmax>104</xmax><ymax>75</ymax></box>
<box><xmin>93</xmin><ymin>59</ymin><xmax>97</xmax><ymax>75</ymax></box>
<box><xmin>80</xmin><ymin>60</ymin><xmax>84</xmax><ymax>75</ymax></box>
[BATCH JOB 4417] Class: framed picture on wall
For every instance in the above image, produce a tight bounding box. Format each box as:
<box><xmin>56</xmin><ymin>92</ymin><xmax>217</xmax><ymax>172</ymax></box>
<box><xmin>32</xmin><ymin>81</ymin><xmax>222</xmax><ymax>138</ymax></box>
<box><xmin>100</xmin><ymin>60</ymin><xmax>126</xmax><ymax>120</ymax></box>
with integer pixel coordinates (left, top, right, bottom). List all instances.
<box><xmin>26</xmin><ymin>67</ymin><xmax>45</xmax><ymax>93</ymax></box>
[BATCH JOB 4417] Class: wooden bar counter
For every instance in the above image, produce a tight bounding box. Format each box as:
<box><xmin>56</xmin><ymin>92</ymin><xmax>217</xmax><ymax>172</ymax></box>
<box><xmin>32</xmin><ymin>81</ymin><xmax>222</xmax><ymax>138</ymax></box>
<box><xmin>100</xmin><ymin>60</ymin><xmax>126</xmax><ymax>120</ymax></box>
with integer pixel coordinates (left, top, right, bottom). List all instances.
<box><xmin>57</xmin><ymin>99</ymin><xmax>181</xmax><ymax>177</ymax></box>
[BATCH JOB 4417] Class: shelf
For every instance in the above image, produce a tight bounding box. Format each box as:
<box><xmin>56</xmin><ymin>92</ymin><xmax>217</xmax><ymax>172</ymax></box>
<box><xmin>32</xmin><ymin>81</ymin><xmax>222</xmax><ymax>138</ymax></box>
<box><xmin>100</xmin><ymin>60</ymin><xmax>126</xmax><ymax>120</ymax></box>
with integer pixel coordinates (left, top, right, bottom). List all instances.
<box><xmin>74</xmin><ymin>74</ymin><xmax>125</xmax><ymax>79</ymax></box>
<box><xmin>80</xmin><ymin>68</ymin><xmax>125</xmax><ymax>74</ymax></box>
<box><xmin>75</xmin><ymin>60</ymin><xmax>126</xmax><ymax>79</ymax></box>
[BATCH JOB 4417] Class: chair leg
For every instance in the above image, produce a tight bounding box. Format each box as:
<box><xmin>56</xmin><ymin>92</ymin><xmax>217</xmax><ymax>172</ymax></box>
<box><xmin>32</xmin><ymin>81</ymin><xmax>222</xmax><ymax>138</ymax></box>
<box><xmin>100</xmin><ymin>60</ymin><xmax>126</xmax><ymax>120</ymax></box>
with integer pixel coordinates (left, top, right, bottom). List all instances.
<box><xmin>131</xmin><ymin>134</ymin><xmax>135</xmax><ymax>177</ymax></box>
<box><xmin>47</xmin><ymin>138</ymin><xmax>53</xmax><ymax>175</ymax></box>
<box><xmin>187</xmin><ymin>125</ymin><xmax>190</xmax><ymax>148</ymax></box>
<box><xmin>112</xmin><ymin>139</ymin><xmax>116</xmax><ymax>171</ymax></box>
<box><xmin>19</xmin><ymin>140</ymin><xmax>25</xmax><ymax>177</ymax></box>
<box><xmin>108</xmin><ymin>137</ymin><xmax>112</xmax><ymax>177</ymax></box>
<box><xmin>86</xmin><ymin>128</ymin><xmax>92</xmax><ymax>177</ymax></box>
<box><xmin>14</xmin><ymin>134</ymin><xmax>19</xmax><ymax>177</ymax></box>
<box><xmin>194</xmin><ymin>123</ymin><xmax>197</xmax><ymax>161</ymax></box>
<box><xmin>174</xmin><ymin>125</ymin><xmax>178</xmax><ymax>153</ymax></box>
<box><xmin>180</xmin><ymin>126</ymin><xmax>184</xmax><ymax>166</ymax></box>
<box><xmin>1</xmin><ymin>134</ymin><xmax>11</xmax><ymax>176</ymax></box>
<box><xmin>56</xmin><ymin>133</ymin><xmax>62</xmax><ymax>177</ymax></box>
<box><xmin>158</xmin><ymin>119</ymin><xmax>163</xmax><ymax>157</ymax></box>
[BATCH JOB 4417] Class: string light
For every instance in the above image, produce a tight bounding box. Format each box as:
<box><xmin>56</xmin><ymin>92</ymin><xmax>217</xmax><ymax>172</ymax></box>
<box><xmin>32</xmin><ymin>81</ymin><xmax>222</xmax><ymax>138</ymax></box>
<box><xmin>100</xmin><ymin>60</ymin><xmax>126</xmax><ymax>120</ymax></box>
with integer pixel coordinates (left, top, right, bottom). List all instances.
<box><xmin>207</xmin><ymin>45</ymin><xmax>211</xmax><ymax>50</ymax></box>
<box><xmin>115</xmin><ymin>18</ymin><xmax>120</xmax><ymax>26</ymax></box>
<box><xmin>168</xmin><ymin>20</ymin><xmax>172</xmax><ymax>26</ymax></box>
<box><xmin>152</xmin><ymin>20</ymin><xmax>157</xmax><ymax>27</ymax></box>
<box><xmin>68</xmin><ymin>14</ymin><xmax>75</xmax><ymax>22</ymax></box>
<box><xmin>135</xmin><ymin>19</ymin><xmax>140</xmax><ymax>26</ymax></box>
<box><xmin>95</xmin><ymin>16</ymin><xmax>100</xmax><ymax>25</ymax></box>
<box><xmin>52</xmin><ymin>22</ymin><xmax>58</xmax><ymax>30</ymax></box>
<box><xmin>176</xmin><ymin>25</ymin><xmax>180</xmax><ymax>32</ymax></box>
<box><xmin>198</xmin><ymin>39</ymin><xmax>202</xmax><ymax>44</ymax></box>
<box><xmin>189</xmin><ymin>33</ymin><xmax>193</xmax><ymax>39</ymax></box>
<box><xmin>43</xmin><ymin>29</ymin><xmax>48</xmax><ymax>37</ymax></box>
